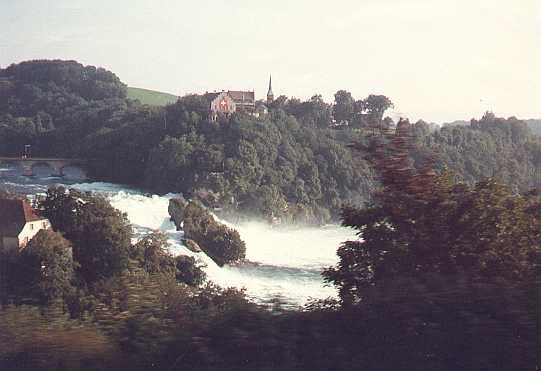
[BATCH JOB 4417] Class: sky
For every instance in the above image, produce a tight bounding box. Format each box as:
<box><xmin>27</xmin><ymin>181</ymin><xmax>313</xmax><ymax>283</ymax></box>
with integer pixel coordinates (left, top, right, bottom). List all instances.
<box><xmin>1</xmin><ymin>0</ymin><xmax>540</xmax><ymax>123</ymax></box>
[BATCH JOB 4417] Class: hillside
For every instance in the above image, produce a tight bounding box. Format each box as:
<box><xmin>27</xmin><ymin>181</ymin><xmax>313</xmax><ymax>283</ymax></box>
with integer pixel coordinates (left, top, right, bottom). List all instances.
<box><xmin>127</xmin><ymin>86</ymin><xmax>178</xmax><ymax>106</ymax></box>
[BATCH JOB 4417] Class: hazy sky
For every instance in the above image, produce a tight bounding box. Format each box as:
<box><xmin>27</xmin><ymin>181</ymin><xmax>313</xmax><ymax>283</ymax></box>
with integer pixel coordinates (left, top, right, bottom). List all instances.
<box><xmin>1</xmin><ymin>0</ymin><xmax>540</xmax><ymax>122</ymax></box>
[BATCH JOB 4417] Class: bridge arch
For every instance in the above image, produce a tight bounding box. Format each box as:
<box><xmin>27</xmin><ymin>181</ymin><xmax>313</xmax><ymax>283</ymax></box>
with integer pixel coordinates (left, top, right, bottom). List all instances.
<box><xmin>30</xmin><ymin>162</ymin><xmax>61</xmax><ymax>177</ymax></box>
<box><xmin>0</xmin><ymin>160</ymin><xmax>23</xmax><ymax>176</ymax></box>
<box><xmin>60</xmin><ymin>164</ymin><xmax>87</xmax><ymax>179</ymax></box>
<box><xmin>0</xmin><ymin>157</ymin><xmax>89</xmax><ymax>178</ymax></box>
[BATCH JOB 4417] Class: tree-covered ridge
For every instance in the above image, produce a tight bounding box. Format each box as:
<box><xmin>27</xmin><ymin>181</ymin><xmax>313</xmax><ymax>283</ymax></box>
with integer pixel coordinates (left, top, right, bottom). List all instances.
<box><xmin>2</xmin><ymin>59</ymin><xmax>541</xmax><ymax>223</ymax></box>
<box><xmin>413</xmin><ymin>113</ymin><xmax>541</xmax><ymax>192</ymax></box>
<box><xmin>0</xmin><ymin>60</ymin><xmax>130</xmax><ymax>156</ymax></box>
<box><xmin>0</xmin><ymin>59</ymin><xmax>126</xmax><ymax>104</ymax></box>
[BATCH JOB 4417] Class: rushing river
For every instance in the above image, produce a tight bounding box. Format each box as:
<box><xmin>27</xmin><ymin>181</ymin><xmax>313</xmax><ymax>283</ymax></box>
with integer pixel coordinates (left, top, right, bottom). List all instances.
<box><xmin>0</xmin><ymin>168</ymin><xmax>357</xmax><ymax>306</ymax></box>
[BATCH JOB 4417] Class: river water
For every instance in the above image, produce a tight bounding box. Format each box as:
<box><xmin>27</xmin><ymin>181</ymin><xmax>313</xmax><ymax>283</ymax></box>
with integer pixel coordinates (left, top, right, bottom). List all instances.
<box><xmin>0</xmin><ymin>167</ymin><xmax>357</xmax><ymax>307</ymax></box>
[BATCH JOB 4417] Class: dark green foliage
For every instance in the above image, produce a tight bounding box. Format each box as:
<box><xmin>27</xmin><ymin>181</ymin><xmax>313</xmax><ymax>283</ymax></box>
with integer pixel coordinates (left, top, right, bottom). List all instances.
<box><xmin>175</xmin><ymin>255</ymin><xmax>206</xmax><ymax>286</ymax></box>
<box><xmin>40</xmin><ymin>186</ymin><xmax>132</xmax><ymax>283</ymax></box>
<box><xmin>4</xmin><ymin>271</ymin><xmax>537</xmax><ymax>371</ymax></box>
<box><xmin>282</xmin><ymin>94</ymin><xmax>333</xmax><ymax>128</ymax></box>
<box><xmin>3</xmin><ymin>59</ymin><xmax>126</xmax><ymax>102</ymax></box>
<box><xmin>0</xmin><ymin>304</ymin><xmax>119</xmax><ymax>371</ymax></box>
<box><xmin>415</xmin><ymin>112</ymin><xmax>541</xmax><ymax>191</ymax></box>
<box><xmin>131</xmin><ymin>231</ymin><xmax>206</xmax><ymax>286</ymax></box>
<box><xmin>359</xmin><ymin>276</ymin><xmax>540</xmax><ymax>371</ymax></box>
<box><xmin>325</xmin><ymin>121</ymin><xmax>541</xmax><ymax>304</ymax></box>
<box><xmin>319</xmin><ymin>121</ymin><xmax>541</xmax><ymax>369</ymax></box>
<box><xmin>331</xmin><ymin>90</ymin><xmax>393</xmax><ymax>129</ymax></box>
<box><xmin>182</xmin><ymin>201</ymin><xmax>245</xmax><ymax>266</ymax></box>
<box><xmin>1</xmin><ymin>230</ymin><xmax>75</xmax><ymax>305</ymax></box>
<box><xmin>363</xmin><ymin>94</ymin><xmax>394</xmax><ymax>129</ymax></box>
<box><xmin>18</xmin><ymin>230</ymin><xmax>75</xmax><ymax>303</ymax></box>
<box><xmin>132</xmin><ymin>232</ymin><xmax>176</xmax><ymax>276</ymax></box>
<box><xmin>332</xmin><ymin>90</ymin><xmax>355</xmax><ymax>125</ymax></box>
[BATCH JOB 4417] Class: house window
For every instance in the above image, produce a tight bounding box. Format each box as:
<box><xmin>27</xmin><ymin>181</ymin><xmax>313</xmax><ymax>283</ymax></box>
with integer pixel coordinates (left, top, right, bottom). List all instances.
<box><xmin>30</xmin><ymin>223</ymin><xmax>34</xmax><ymax>230</ymax></box>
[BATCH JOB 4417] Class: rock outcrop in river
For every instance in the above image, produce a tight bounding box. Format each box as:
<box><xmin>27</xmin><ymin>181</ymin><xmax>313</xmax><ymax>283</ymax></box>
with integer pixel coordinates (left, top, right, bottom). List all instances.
<box><xmin>169</xmin><ymin>198</ymin><xmax>246</xmax><ymax>266</ymax></box>
<box><xmin>168</xmin><ymin>197</ymin><xmax>188</xmax><ymax>230</ymax></box>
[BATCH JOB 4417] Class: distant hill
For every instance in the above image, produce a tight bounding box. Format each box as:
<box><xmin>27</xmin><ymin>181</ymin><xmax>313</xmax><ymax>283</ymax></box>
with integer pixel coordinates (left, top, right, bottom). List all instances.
<box><xmin>127</xmin><ymin>87</ymin><xmax>178</xmax><ymax>106</ymax></box>
<box><xmin>442</xmin><ymin>119</ymin><xmax>541</xmax><ymax>136</ymax></box>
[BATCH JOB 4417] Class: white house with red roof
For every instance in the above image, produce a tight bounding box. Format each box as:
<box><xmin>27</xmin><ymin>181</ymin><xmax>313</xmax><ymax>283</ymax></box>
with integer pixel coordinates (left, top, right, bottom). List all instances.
<box><xmin>0</xmin><ymin>199</ymin><xmax>51</xmax><ymax>251</ymax></box>
<box><xmin>205</xmin><ymin>76</ymin><xmax>274</xmax><ymax>121</ymax></box>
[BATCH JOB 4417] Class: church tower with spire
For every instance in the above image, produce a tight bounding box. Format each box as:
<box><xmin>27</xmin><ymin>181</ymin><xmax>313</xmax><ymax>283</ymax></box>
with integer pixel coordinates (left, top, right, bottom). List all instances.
<box><xmin>266</xmin><ymin>75</ymin><xmax>274</xmax><ymax>105</ymax></box>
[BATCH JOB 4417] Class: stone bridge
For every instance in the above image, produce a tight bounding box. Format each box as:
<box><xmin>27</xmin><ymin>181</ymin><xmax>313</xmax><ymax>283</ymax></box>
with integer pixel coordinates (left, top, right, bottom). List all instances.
<box><xmin>0</xmin><ymin>157</ymin><xmax>88</xmax><ymax>177</ymax></box>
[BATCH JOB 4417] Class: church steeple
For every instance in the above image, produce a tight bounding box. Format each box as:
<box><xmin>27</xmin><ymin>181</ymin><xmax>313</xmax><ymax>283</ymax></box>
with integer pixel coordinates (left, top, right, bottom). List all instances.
<box><xmin>266</xmin><ymin>75</ymin><xmax>274</xmax><ymax>104</ymax></box>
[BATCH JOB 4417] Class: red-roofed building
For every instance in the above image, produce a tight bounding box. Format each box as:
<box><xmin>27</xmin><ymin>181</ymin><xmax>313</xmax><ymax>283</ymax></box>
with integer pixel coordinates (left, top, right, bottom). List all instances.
<box><xmin>206</xmin><ymin>90</ymin><xmax>256</xmax><ymax>121</ymax></box>
<box><xmin>207</xmin><ymin>91</ymin><xmax>237</xmax><ymax>121</ymax></box>
<box><xmin>0</xmin><ymin>199</ymin><xmax>51</xmax><ymax>251</ymax></box>
<box><xmin>205</xmin><ymin>77</ymin><xmax>274</xmax><ymax>121</ymax></box>
<box><xmin>226</xmin><ymin>90</ymin><xmax>256</xmax><ymax>111</ymax></box>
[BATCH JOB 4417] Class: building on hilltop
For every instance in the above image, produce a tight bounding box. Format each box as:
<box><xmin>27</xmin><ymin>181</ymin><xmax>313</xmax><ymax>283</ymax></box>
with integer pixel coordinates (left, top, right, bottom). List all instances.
<box><xmin>207</xmin><ymin>91</ymin><xmax>237</xmax><ymax>121</ymax></box>
<box><xmin>0</xmin><ymin>198</ymin><xmax>51</xmax><ymax>251</ymax></box>
<box><xmin>207</xmin><ymin>90</ymin><xmax>255</xmax><ymax>121</ymax></box>
<box><xmin>207</xmin><ymin>76</ymin><xmax>274</xmax><ymax>121</ymax></box>
<box><xmin>227</xmin><ymin>90</ymin><xmax>256</xmax><ymax>112</ymax></box>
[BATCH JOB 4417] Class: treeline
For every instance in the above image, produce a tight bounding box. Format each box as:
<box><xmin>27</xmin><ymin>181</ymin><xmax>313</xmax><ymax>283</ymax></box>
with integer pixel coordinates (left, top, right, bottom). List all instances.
<box><xmin>413</xmin><ymin>113</ymin><xmax>541</xmax><ymax>192</ymax></box>
<box><xmin>1</xmin><ymin>60</ymin><xmax>541</xmax><ymax>223</ymax></box>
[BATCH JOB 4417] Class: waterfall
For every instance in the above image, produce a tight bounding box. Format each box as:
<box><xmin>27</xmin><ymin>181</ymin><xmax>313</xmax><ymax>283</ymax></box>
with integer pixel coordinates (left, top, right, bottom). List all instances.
<box><xmin>4</xmin><ymin>177</ymin><xmax>356</xmax><ymax>306</ymax></box>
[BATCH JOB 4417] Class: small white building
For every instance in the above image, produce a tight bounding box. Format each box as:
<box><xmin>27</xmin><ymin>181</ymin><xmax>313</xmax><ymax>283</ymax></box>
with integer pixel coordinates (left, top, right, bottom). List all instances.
<box><xmin>0</xmin><ymin>199</ymin><xmax>51</xmax><ymax>251</ymax></box>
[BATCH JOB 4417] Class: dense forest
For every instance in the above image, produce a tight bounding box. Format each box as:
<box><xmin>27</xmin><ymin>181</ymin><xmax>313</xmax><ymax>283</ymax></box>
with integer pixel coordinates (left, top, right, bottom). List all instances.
<box><xmin>2</xmin><ymin>60</ymin><xmax>541</xmax><ymax>224</ymax></box>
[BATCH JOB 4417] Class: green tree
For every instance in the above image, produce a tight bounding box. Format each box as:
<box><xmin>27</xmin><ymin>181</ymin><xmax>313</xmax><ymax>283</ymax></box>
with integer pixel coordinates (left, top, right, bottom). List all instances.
<box><xmin>18</xmin><ymin>230</ymin><xmax>75</xmax><ymax>303</ymax></box>
<box><xmin>175</xmin><ymin>255</ymin><xmax>206</xmax><ymax>286</ymax></box>
<box><xmin>132</xmin><ymin>232</ymin><xmax>176</xmax><ymax>276</ymax></box>
<box><xmin>40</xmin><ymin>186</ymin><xmax>132</xmax><ymax>283</ymax></box>
<box><xmin>333</xmin><ymin>90</ymin><xmax>355</xmax><ymax>125</ymax></box>
<box><xmin>363</xmin><ymin>94</ymin><xmax>394</xmax><ymax>132</ymax></box>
